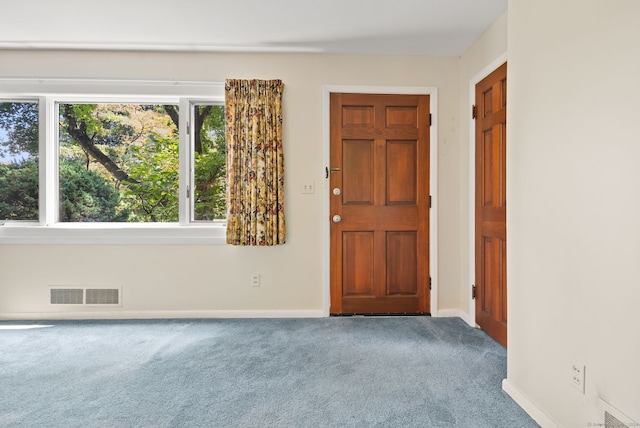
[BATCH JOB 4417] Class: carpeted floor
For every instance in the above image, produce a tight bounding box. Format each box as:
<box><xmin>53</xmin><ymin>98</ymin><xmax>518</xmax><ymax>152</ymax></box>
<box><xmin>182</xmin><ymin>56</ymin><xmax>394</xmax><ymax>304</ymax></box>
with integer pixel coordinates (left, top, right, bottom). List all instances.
<box><xmin>0</xmin><ymin>317</ymin><xmax>538</xmax><ymax>427</ymax></box>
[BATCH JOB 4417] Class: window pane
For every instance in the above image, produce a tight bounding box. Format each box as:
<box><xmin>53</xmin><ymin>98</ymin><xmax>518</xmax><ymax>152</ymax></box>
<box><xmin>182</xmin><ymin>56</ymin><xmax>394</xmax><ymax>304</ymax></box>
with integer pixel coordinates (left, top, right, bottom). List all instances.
<box><xmin>193</xmin><ymin>104</ymin><xmax>226</xmax><ymax>221</ymax></box>
<box><xmin>0</xmin><ymin>101</ymin><xmax>39</xmax><ymax>221</ymax></box>
<box><xmin>58</xmin><ymin>103</ymin><xmax>179</xmax><ymax>222</ymax></box>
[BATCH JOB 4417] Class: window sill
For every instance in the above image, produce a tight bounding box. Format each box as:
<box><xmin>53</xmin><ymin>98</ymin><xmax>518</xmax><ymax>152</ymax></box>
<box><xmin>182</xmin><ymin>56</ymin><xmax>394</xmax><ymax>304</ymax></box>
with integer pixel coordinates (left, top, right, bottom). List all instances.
<box><xmin>0</xmin><ymin>223</ymin><xmax>227</xmax><ymax>245</ymax></box>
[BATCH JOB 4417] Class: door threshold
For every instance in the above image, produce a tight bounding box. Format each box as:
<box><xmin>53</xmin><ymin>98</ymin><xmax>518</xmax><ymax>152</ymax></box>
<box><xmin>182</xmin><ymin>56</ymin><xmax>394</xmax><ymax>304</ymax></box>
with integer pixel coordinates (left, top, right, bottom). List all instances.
<box><xmin>330</xmin><ymin>312</ymin><xmax>431</xmax><ymax>317</ymax></box>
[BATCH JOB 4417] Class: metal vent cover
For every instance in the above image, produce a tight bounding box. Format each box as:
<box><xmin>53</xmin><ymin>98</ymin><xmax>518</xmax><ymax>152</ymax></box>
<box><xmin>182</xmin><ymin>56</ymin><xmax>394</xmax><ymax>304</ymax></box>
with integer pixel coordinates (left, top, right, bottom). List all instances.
<box><xmin>85</xmin><ymin>288</ymin><xmax>119</xmax><ymax>305</ymax></box>
<box><xmin>597</xmin><ymin>398</ymin><xmax>637</xmax><ymax>428</ymax></box>
<box><xmin>605</xmin><ymin>410</ymin><xmax>629</xmax><ymax>428</ymax></box>
<box><xmin>49</xmin><ymin>287</ymin><xmax>121</xmax><ymax>305</ymax></box>
<box><xmin>50</xmin><ymin>288</ymin><xmax>83</xmax><ymax>305</ymax></box>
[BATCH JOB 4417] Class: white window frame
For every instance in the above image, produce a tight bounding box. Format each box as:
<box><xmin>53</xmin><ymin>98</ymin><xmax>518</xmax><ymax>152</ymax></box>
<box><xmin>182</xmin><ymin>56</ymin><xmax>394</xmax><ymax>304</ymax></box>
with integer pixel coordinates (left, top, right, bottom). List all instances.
<box><xmin>186</xmin><ymin>100</ymin><xmax>228</xmax><ymax>224</ymax></box>
<box><xmin>0</xmin><ymin>79</ymin><xmax>227</xmax><ymax>245</ymax></box>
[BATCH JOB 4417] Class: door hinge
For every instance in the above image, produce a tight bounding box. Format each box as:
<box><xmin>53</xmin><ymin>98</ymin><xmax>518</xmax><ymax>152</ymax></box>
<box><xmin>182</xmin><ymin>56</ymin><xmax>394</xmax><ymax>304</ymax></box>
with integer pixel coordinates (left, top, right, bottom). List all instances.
<box><xmin>472</xmin><ymin>105</ymin><xmax>477</xmax><ymax>119</ymax></box>
<box><xmin>186</xmin><ymin>184</ymin><xmax>190</xmax><ymax>199</ymax></box>
<box><xmin>472</xmin><ymin>284</ymin><xmax>477</xmax><ymax>299</ymax></box>
<box><xmin>186</xmin><ymin>121</ymin><xmax>191</xmax><ymax>135</ymax></box>
<box><xmin>429</xmin><ymin>276</ymin><xmax>432</xmax><ymax>290</ymax></box>
<box><xmin>429</xmin><ymin>195</ymin><xmax>432</xmax><ymax>208</ymax></box>
<box><xmin>429</xmin><ymin>113</ymin><xmax>432</xmax><ymax>126</ymax></box>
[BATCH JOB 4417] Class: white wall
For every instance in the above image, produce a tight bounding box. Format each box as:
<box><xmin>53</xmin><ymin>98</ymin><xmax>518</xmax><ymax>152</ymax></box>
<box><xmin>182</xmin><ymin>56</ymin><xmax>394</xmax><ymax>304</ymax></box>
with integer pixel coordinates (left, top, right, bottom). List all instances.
<box><xmin>506</xmin><ymin>0</ymin><xmax>640</xmax><ymax>425</ymax></box>
<box><xmin>0</xmin><ymin>52</ymin><xmax>460</xmax><ymax>318</ymax></box>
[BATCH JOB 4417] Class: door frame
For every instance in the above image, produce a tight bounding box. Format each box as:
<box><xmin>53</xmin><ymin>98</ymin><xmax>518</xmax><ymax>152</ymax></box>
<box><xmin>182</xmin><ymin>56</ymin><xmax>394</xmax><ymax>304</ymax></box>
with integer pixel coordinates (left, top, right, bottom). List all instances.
<box><xmin>322</xmin><ymin>85</ymin><xmax>439</xmax><ymax>316</ymax></box>
<box><xmin>468</xmin><ymin>53</ymin><xmax>507</xmax><ymax>326</ymax></box>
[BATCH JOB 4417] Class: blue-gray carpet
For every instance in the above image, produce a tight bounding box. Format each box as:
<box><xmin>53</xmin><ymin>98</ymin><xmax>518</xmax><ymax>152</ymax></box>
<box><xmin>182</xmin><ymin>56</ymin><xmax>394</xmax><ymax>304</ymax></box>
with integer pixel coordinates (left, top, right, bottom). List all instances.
<box><xmin>0</xmin><ymin>317</ymin><xmax>538</xmax><ymax>428</ymax></box>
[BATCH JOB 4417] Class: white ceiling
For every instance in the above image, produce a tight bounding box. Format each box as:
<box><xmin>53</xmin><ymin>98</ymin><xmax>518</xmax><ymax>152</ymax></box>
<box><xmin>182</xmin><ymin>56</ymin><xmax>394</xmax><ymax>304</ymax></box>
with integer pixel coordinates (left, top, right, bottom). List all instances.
<box><xmin>0</xmin><ymin>0</ymin><xmax>507</xmax><ymax>56</ymax></box>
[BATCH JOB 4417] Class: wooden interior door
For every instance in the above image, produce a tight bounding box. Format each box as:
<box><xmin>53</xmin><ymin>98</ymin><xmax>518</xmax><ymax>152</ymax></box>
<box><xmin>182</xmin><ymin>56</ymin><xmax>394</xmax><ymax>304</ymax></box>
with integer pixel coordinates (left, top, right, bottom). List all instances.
<box><xmin>330</xmin><ymin>93</ymin><xmax>430</xmax><ymax>315</ymax></box>
<box><xmin>475</xmin><ymin>63</ymin><xmax>507</xmax><ymax>346</ymax></box>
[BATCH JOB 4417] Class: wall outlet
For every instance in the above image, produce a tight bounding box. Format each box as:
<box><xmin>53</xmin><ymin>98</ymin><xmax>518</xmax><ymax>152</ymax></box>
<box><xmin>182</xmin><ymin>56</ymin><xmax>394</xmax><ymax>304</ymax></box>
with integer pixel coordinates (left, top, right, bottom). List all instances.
<box><xmin>570</xmin><ymin>359</ymin><xmax>586</xmax><ymax>393</ymax></box>
<box><xmin>301</xmin><ymin>182</ymin><xmax>315</xmax><ymax>194</ymax></box>
<box><xmin>251</xmin><ymin>274</ymin><xmax>260</xmax><ymax>287</ymax></box>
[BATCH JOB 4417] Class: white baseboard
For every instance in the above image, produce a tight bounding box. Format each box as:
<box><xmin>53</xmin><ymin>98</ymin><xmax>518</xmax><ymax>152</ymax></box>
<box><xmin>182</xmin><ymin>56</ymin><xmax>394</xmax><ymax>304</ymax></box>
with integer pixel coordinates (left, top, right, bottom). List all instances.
<box><xmin>0</xmin><ymin>309</ymin><xmax>326</xmax><ymax>320</ymax></box>
<box><xmin>502</xmin><ymin>379</ymin><xmax>558</xmax><ymax>427</ymax></box>
<box><xmin>436</xmin><ymin>309</ymin><xmax>473</xmax><ymax>326</ymax></box>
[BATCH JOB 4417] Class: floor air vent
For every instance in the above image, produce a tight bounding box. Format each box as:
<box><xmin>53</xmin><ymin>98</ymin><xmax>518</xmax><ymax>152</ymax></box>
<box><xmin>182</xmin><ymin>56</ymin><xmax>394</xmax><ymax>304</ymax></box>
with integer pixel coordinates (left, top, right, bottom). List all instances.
<box><xmin>597</xmin><ymin>398</ymin><xmax>637</xmax><ymax>428</ymax></box>
<box><xmin>85</xmin><ymin>288</ymin><xmax>119</xmax><ymax>305</ymax></box>
<box><xmin>605</xmin><ymin>411</ymin><xmax>628</xmax><ymax>428</ymax></box>
<box><xmin>50</xmin><ymin>289</ymin><xmax>84</xmax><ymax>305</ymax></box>
<box><xmin>50</xmin><ymin>288</ymin><xmax>121</xmax><ymax>306</ymax></box>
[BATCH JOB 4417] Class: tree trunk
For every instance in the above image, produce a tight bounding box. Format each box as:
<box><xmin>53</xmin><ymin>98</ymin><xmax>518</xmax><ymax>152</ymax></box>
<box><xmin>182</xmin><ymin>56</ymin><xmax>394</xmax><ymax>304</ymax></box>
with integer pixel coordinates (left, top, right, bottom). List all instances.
<box><xmin>163</xmin><ymin>104</ymin><xmax>211</xmax><ymax>155</ymax></box>
<box><xmin>194</xmin><ymin>106</ymin><xmax>212</xmax><ymax>155</ymax></box>
<box><xmin>62</xmin><ymin>105</ymin><xmax>138</xmax><ymax>184</ymax></box>
<box><xmin>163</xmin><ymin>105</ymin><xmax>179</xmax><ymax>131</ymax></box>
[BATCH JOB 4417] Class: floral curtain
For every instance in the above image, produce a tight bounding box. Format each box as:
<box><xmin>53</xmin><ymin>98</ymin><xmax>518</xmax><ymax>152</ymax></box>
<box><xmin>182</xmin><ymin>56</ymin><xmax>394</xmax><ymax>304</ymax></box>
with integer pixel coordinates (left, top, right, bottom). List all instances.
<box><xmin>225</xmin><ymin>79</ymin><xmax>286</xmax><ymax>246</ymax></box>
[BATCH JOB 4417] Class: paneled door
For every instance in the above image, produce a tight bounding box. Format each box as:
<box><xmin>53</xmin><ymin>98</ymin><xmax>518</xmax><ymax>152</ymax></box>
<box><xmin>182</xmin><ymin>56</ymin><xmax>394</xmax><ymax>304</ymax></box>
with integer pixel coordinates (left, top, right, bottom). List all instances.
<box><xmin>475</xmin><ymin>62</ymin><xmax>507</xmax><ymax>347</ymax></box>
<box><xmin>330</xmin><ymin>93</ymin><xmax>430</xmax><ymax>314</ymax></box>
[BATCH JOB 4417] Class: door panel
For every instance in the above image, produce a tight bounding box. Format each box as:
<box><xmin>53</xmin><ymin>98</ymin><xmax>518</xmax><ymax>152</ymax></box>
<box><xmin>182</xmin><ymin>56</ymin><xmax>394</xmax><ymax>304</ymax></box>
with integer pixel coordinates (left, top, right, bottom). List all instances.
<box><xmin>342</xmin><ymin>232</ymin><xmax>375</xmax><ymax>297</ymax></box>
<box><xmin>475</xmin><ymin>62</ymin><xmax>507</xmax><ymax>346</ymax></box>
<box><xmin>481</xmin><ymin>236</ymin><xmax>506</xmax><ymax>318</ymax></box>
<box><xmin>342</xmin><ymin>105</ymin><xmax>374</xmax><ymax>128</ymax></box>
<box><xmin>385</xmin><ymin>106</ymin><xmax>418</xmax><ymax>128</ymax></box>
<box><xmin>386</xmin><ymin>231</ymin><xmax>418</xmax><ymax>295</ymax></box>
<box><xmin>343</xmin><ymin>140</ymin><xmax>374</xmax><ymax>205</ymax></box>
<box><xmin>330</xmin><ymin>93</ymin><xmax>430</xmax><ymax>315</ymax></box>
<box><xmin>386</xmin><ymin>141</ymin><xmax>417</xmax><ymax>205</ymax></box>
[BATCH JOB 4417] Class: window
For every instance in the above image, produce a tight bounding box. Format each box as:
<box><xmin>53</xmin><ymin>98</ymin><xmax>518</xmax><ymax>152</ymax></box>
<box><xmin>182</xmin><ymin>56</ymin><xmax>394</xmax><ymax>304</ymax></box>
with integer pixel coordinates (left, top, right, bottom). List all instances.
<box><xmin>0</xmin><ymin>80</ymin><xmax>226</xmax><ymax>244</ymax></box>
<box><xmin>191</xmin><ymin>103</ymin><xmax>226</xmax><ymax>222</ymax></box>
<box><xmin>58</xmin><ymin>103</ymin><xmax>181</xmax><ymax>223</ymax></box>
<box><xmin>0</xmin><ymin>100</ymin><xmax>39</xmax><ymax>221</ymax></box>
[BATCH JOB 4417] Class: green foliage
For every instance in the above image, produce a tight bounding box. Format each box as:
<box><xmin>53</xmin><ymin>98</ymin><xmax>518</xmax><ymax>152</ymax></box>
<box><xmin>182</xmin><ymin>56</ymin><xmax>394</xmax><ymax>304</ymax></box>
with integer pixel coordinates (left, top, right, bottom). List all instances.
<box><xmin>194</xmin><ymin>148</ymin><xmax>226</xmax><ymax>220</ymax></box>
<box><xmin>58</xmin><ymin>103</ymin><xmax>181</xmax><ymax>222</ymax></box>
<box><xmin>0</xmin><ymin>160</ymin><xmax>39</xmax><ymax>221</ymax></box>
<box><xmin>0</xmin><ymin>101</ymin><xmax>39</xmax><ymax>157</ymax></box>
<box><xmin>194</xmin><ymin>105</ymin><xmax>226</xmax><ymax>220</ymax></box>
<box><xmin>69</xmin><ymin>104</ymin><xmax>101</xmax><ymax>137</ymax></box>
<box><xmin>0</xmin><ymin>159</ymin><xmax>130</xmax><ymax>222</ymax></box>
<box><xmin>59</xmin><ymin>161</ymin><xmax>129</xmax><ymax>222</ymax></box>
<box><xmin>122</xmin><ymin>133</ymin><xmax>179</xmax><ymax>222</ymax></box>
<box><xmin>1</xmin><ymin>102</ymin><xmax>227</xmax><ymax>223</ymax></box>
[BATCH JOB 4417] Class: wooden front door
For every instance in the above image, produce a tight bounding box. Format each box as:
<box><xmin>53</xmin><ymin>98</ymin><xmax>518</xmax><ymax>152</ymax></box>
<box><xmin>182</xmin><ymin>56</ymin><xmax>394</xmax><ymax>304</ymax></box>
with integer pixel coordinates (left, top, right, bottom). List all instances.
<box><xmin>330</xmin><ymin>93</ymin><xmax>430</xmax><ymax>315</ymax></box>
<box><xmin>475</xmin><ymin>63</ymin><xmax>507</xmax><ymax>347</ymax></box>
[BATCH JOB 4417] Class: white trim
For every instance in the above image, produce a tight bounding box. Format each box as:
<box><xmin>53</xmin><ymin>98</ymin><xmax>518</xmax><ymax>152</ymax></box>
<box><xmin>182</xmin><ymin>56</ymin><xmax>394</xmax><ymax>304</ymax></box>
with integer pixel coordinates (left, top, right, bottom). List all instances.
<box><xmin>0</xmin><ymin>78</ymin><xmax>225</xmax><ymax>98</ymax></box>
<box><xmin>0</xmin><ymin>309</ymin><xmax>325</xmax><ymax>321</ymax></box>
<box><xmin>179</xmin><ymin>98</ymin><xmax>191</xmax><ymax>226</ymax></box>
<box><xmin>467</xmin><ymin>53</ymin><xmax>508</xmax><ymax>327</ymax></box>
<box><xmin>502</xmin><ymin>379</ymin><xmax>559</xmax><ymax>427</ymax></box>
<box><xmin>436</xmin><ymin>309</ymin><xmax>472</xmax><ymax>325</ymax></box>
<box><xmin>48</xmin><ymin>98</ymin><xmax>59</xmax><ymax>224</ymax></box>
<box><xmin>42</xmin><ymin>96</ymin><xmax>53</xmax><ymax>224</ymax></box>
<box><xmin>322</xmin><ymin>85</ymin><xmax>438</xmax><ymax>316</ymax></box>
<box><xmin>0</xmin><ymin>223</ymin><xmax>227</xmax><ymax>245</ymax></box>
<box><xmin>0</xmin><ymin>42</ymin><xmax>321</xmax><ymax>55</ymax></box>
